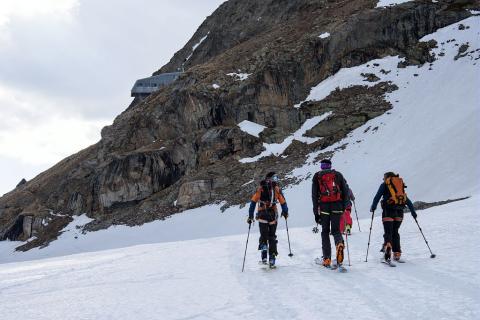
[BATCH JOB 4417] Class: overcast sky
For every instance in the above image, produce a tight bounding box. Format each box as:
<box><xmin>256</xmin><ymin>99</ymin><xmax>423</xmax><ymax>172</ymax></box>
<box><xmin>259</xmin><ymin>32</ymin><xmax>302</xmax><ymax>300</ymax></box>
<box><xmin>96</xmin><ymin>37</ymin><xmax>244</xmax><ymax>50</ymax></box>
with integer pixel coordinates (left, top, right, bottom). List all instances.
<box><xmin>0</xmin><ymin>0</ymin><xmax>225</xmax><ymax>195</ymax></box>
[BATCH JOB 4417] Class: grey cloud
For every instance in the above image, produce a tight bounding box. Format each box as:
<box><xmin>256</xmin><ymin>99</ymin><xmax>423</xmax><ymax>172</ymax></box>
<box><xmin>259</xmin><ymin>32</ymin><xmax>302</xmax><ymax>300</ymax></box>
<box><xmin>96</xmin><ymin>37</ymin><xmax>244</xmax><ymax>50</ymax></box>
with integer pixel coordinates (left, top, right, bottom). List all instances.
<box><xmin>0</xmin><ymin>0</ymin><xmax>225</xmax><ymax>120</ymax></box>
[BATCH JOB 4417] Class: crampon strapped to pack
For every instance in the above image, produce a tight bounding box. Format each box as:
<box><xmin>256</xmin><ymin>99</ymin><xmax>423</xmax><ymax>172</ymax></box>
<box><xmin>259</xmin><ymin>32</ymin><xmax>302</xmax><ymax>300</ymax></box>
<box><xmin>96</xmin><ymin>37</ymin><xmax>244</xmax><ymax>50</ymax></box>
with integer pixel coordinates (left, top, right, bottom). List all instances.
<box><xmin>385</xmin><ymin>175</ymin><xmax>407</xmax><ymax>206</ymax></box>
<box><xmin>317</xmin><ymin>171</ymin><xmax>342</xmax><ymax>202</ymax></box>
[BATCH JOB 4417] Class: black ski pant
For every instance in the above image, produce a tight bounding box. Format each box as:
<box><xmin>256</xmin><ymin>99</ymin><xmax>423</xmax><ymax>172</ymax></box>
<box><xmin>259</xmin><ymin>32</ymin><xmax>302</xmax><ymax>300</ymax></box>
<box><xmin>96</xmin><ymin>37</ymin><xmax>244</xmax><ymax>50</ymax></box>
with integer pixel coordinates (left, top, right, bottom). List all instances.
<box><xmin>320</xmin><ymin>202</ymin><xmax>344</xmax><ymax>259</ymax></box>
<box><xmin>382</xmin><ymin>207</ymin><xmax>404</xmax><ymax>253</ymax></box>
<box><xmin>258</xmin><ymin>222</ymin><xmax>278</xmax><ymax>258</ymax></box>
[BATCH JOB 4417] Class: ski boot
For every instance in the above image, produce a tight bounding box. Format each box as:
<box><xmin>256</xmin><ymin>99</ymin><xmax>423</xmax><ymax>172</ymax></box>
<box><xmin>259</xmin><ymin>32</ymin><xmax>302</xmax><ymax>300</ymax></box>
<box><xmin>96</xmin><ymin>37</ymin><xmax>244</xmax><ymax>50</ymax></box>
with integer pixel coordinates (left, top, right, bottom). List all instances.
<box><xmin>336</xmin><ymin>242</ymin><xmax>345</xmax><ymax>265</ymax></box>
<box><xmin>269</xmin><ymin>256</ymin><xmax>276</xmax><ymax>268</ymax></box>
<box><xmin>322</xmin><ymin>258</ymin><xmax>331</xmax><ymax>268</ymax></box>
<box><xmin>260</xmin><ymin>244</ymin><xmax>268</xmax><ymax>264</ymax></box>
<box><xmin>393</xmin><ymin>252</ymin><xmax>404</xmax><ymax>263</ymax></box>
<box><xmin>384</xmin><ymin>242</ymin><xmax>392</xmax><ymax>262</ymax></box>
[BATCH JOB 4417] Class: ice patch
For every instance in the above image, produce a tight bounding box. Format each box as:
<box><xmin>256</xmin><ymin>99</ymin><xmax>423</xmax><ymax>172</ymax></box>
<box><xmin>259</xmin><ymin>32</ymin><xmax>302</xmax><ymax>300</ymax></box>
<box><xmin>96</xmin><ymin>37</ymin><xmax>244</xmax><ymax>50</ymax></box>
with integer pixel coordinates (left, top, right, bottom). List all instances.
<box><xmin>237</xmin><ymin>120</ymin><xmax>266</xmax><ymax>137</ymax></box>
<box><xmin>240</xmin><ymin>112</ymin><xmax>332</xmax><ymax>163</ymax></box>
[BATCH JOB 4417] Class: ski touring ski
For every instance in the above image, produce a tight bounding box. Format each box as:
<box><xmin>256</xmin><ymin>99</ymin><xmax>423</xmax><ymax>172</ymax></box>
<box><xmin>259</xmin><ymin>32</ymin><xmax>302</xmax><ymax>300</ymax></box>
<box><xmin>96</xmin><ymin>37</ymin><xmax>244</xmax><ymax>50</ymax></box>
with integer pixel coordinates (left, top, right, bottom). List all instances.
<box><xmin>314</xmin><ymin>257</ymin><xmax>331</xmax><ymax>269</ymax></box>
<box><xmin>315</xmin><ymin>258</ymin><xmax>347</xmax><ymax>272</ymax></box>
<box><xmin>331</xmin><ymin>263</ymin><xmax>348</xmax><ymax>273</ymax></box>
<box><xmin>381</xmin><ymin>260</ymin><xmax>396</xmax><ymax>267</ymax></box>
<box><xmin>258</xmin><ymin>260</ymin><xmax>277</xmax><ymax>270</ymax></box>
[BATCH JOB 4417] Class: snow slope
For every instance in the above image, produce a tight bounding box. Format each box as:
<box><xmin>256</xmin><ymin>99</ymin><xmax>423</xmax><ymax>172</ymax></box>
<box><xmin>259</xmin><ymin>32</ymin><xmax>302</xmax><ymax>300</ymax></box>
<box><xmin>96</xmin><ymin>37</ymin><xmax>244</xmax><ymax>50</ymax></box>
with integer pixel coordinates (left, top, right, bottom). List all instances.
<box><xmin>285</xmin><ymin>15</ymin><xmax>480</xmax><ymax>218</ymax></box>
<box><xmin>0</xmin><ymin>196</ymin><xmax>478</xmax><ymax>320</ymax></box>
<box><xmin>0</xmin><ymin>17</ymin><xmax>478</xmax><ymax>263</ymax></box>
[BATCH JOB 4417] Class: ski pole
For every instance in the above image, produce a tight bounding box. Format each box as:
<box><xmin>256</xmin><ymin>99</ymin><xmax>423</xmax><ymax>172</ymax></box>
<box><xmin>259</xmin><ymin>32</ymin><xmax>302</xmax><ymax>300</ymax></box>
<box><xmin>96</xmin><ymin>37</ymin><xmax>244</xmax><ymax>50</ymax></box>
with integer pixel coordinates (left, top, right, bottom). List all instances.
<box><xmin>345</xmin><ymin>220</ymin><xmax>351</xmax><ymax>266</ymax></box>
<box><xmin>414</xmin><ymin>217</ymin><xmax>436</xmax><ymax>258</ymax></box>
<box><xmin>241</xmin><ymin>223</ymin><xmax>252</xmax><ymax>272</ymax></box>
<box><xmin>285</xmin><ymin>218</ymin><xmax>294</xmax><ymax>257</ymax></box>
<box><xmin>365</xmin><ymin>210</ymin><xmax>375</xmax><ymax>262</ymax></box>
<box><xmin>353</xmin><ymin>200</ymin><xmax>361</xmax><ymax>232</ymax></box>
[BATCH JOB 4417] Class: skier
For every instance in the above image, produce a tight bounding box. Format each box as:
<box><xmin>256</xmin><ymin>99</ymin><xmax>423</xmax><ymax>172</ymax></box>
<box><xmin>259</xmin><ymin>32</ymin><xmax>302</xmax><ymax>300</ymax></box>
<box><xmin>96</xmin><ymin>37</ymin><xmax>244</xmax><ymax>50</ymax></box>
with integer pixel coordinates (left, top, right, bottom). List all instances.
<box><xmin>247</xmin><ymin>172</ymin><xmax>288</xmax><ymax>268</ymax></box>
<box><xmin>312</xmin><ymin>159</ymin><xmax>350</xmax><ymax>269</ymax></box>
<box><xmin>370</xmin><ymin>172</ymin><xmax>417</xmax><ymax>263</ymax></box>
<box><xmin>340</xmin><ymin>187</ymin><xmax>355</xmax><ymax>235</ymax></box>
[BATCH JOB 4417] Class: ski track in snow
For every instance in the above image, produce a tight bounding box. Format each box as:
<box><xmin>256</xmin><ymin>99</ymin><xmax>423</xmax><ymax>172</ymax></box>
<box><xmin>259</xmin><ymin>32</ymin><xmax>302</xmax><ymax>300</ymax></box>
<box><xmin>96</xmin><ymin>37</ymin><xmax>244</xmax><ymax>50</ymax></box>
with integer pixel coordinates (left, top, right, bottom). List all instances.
<box><xmin>0</xmin><ymin>197</ymin><xmax>478</xmax><ymax>319</ymax></box>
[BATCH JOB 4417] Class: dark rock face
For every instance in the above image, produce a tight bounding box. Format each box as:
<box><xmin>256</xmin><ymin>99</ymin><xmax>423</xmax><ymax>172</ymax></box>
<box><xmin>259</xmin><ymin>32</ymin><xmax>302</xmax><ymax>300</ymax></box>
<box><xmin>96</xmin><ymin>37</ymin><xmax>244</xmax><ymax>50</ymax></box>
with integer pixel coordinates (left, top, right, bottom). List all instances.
<box><xmin>0</xmin><ymin>0</ymin><xmax>476</xmax><ymax>249</ymax></box>
<box><xmin>16</xmin><ymin>178</ymin><xmax>27</xmax><ymax>188</ymax></box>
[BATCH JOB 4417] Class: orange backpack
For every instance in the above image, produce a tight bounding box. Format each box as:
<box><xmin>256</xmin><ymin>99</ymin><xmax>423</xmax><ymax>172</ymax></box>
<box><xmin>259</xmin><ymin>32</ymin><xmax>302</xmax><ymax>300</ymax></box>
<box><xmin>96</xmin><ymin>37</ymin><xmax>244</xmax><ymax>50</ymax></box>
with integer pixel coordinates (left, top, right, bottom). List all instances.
<box><xmin>385</xmin><ymin>175</ymin><xmax>407</xmax><ymax>206</ymax></box>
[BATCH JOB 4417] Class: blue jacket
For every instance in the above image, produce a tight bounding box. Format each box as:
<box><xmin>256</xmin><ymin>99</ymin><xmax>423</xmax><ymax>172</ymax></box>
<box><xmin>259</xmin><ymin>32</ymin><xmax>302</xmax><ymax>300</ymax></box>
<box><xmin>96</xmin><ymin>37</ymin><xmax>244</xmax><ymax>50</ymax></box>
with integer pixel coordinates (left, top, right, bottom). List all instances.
<box><xmin>370</xmin><ymin>183</ymin><xmax>416</xmax><ymax>215</ymax></box>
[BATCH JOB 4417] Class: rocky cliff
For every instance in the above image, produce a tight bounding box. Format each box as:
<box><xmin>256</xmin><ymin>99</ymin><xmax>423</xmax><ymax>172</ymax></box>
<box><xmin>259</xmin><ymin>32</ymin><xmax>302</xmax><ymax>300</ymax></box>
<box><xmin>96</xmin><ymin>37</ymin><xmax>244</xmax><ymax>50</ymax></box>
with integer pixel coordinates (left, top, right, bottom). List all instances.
<box><xmin>0</xmin><ymin>0</ymin><xmax>477</xmax><ymax>250</ymax></box>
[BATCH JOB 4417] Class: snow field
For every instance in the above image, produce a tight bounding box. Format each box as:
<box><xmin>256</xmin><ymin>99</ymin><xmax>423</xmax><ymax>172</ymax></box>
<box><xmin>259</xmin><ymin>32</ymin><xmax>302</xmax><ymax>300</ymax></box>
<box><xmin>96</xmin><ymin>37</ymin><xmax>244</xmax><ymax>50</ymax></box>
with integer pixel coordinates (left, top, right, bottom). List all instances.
<box><xmin>284</xmin><ymin>16</ymin><xmax>480</xmax><ymax>217</ymax></box>
<box><xmin>0</xmin><ymin>196</ymin><xmax>478</xmax><ymax>320</ymax></box>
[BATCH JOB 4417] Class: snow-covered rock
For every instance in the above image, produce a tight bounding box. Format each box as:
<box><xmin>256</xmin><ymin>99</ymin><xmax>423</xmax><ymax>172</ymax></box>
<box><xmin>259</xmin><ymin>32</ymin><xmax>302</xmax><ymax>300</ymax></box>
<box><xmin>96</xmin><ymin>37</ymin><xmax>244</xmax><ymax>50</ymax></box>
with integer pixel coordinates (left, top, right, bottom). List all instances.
<box><xmin>227</xmin><ymin>72</ymin><xmax>251</xmax><ymax>81</ymax></box>
<box><xmin>376</xmin><ymin>0</ymin><xmax>412</xmax><ymax>8</ymax></box>
<box><xmin>237</xmin><ymin>120</ymin><xmax>266</xmax><ymax>137</ymax></box>
<box><xmin>318</xmin><ymin>32</ymin><xmax>330</xmax><ymax>39</ymax></box>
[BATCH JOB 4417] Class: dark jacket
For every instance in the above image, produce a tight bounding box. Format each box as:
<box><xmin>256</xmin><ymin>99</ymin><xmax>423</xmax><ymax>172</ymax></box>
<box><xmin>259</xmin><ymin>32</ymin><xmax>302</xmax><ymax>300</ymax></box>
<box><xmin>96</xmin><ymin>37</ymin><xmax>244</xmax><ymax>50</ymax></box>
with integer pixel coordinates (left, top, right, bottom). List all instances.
<box><xmin>370</xmin><ymin>183</ymin><xmax>416</xmax><ymax>215</ymax></box>
<box><xmin>311</xmin><ymin>169</ymin><xmax>349</xmax><ymax>216</ymax></box>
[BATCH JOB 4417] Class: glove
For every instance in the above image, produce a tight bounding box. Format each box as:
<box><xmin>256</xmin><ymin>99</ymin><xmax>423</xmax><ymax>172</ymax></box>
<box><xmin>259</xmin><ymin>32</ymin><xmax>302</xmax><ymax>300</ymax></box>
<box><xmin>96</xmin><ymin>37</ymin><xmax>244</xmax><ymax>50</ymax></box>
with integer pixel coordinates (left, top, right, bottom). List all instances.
<box><xmin>411</xmin><ymin>211</ymin><xmax>417</xmax><ymax>219</ymax></box>
<box><xmin>315</xmin><ymin>214</ymin><xmax>322</xmax><ymax>224</ymax></box>
<box><xmin>281</xmin><ymin>211</ymin><xmax>288</xmax><ymax>219</ymax></box>
<box><xmin>247</xmin><ymin>217</ymin><xmax>254</xmax><ymax>225</ymax></box>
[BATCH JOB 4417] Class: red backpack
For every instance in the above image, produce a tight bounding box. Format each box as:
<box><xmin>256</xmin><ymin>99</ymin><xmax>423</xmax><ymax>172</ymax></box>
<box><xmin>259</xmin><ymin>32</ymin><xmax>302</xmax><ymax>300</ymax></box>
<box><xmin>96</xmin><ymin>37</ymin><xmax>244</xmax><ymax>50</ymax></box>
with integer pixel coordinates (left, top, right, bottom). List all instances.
<box><xmin>317</xmin><ymin>171</ymin><xmax>342</xmax><ymax>202</ymax></box>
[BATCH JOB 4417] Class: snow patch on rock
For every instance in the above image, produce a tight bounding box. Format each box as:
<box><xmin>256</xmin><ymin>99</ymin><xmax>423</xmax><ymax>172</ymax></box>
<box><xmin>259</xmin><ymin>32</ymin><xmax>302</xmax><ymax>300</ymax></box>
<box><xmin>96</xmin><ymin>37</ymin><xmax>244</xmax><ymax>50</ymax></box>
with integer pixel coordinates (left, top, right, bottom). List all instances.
<box><xmin>185</xmin><ymin>32</ymin><xmax>209</xmax><ymax>63</ymax></box>
<box><xmin>240</xmin><ymin>112</ymin><xmax>332</xmax><ymax>163</ymax></box>
<box><xmin>319</xmin><ymin>32</ymin><xmax>330</xmax><ymax>39</ymax></box>
<box><xmin>376</xmin><ymin>0</ymin><xmax>412</xmax><ymax>8</ymax></box>
<box><xmin>227</xmin><ymin>72</ymin><xmax>251</xmax><ymax>81</ymax></box>
<box><xmin>237</xmin><ymin>120</ymin><xmax>266</xmax><ymax>137</ymax></box>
